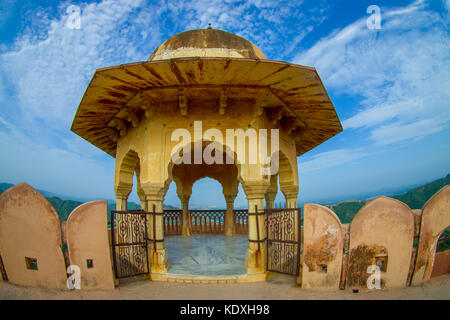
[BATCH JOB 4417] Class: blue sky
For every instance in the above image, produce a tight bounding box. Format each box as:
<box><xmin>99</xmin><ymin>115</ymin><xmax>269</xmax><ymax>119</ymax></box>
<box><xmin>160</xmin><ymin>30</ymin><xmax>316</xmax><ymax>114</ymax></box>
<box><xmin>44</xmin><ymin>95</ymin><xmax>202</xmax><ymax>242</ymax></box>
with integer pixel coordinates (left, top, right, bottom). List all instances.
<box><xmin>0</xmin><ymin>0</ymin><xmax>449</xmax><ymax>209</ymax></box>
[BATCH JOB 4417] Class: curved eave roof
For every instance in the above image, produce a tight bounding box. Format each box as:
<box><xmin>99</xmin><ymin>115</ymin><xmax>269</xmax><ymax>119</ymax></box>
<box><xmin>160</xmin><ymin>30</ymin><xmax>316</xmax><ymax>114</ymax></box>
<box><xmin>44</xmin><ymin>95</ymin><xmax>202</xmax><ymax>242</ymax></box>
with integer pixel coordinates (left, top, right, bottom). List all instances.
<box><xmin>71</xmin><ymin>57</ymin><xmax>343</xmax><ymax>158</ymax></box>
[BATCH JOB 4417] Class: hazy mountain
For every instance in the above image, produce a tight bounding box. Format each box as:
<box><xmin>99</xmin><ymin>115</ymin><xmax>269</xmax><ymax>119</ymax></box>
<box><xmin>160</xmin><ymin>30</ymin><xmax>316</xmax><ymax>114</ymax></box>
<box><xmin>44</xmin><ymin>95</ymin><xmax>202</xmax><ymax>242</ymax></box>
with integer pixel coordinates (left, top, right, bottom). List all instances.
<box><xmin>325</xmin><ymin>173</ymin><xmax>450</xmax><ymax>224</ymax></box>
<box><xmin>1</xmin><ymin>173</ymin><xmax>448</xmax><ymax>223</ymax></box>
<box><xmin>0</xmin><ymin>183</ymin><xmax>179</xmax><ymax>221</ymax></box>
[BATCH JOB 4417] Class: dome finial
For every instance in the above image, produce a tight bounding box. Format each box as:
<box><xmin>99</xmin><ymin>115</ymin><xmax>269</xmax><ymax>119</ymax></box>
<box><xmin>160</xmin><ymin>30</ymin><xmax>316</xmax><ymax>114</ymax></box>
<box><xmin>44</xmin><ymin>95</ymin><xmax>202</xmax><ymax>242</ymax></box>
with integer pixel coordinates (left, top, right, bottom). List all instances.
<box><xmin>207</xmin><ymin>23</ymin><xmax>212</xmax><ymax>29</ymax></box>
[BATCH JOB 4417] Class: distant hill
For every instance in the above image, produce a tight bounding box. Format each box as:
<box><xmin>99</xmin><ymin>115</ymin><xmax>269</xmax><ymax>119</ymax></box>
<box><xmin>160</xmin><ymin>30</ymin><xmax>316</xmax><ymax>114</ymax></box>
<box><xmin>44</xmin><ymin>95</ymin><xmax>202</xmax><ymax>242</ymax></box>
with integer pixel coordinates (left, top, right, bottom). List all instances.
<box><xmin>325</xmin><ymin>173</ymin><xmax>450</xmax><ymax>224</ymax></box>
<box><xmin>325</xmin><ymin>200</ymin><xmax>367</xmax><ymax>224</ymax></box>
<box><xmin>0</xmin><ymin>183</ymin><xmax>179</xmax><ymax>221</ymax></box>
<box><xmin>392</xmin><ymin>174</ymin><xmax>450</xmax><ymax>209</ymax></box>
<box><xmin>1</xmin><ymin>173</ymin><xmax>448</xmax><ymax>223</ymax></box>
<box><xmin>47</xmin><ymin>197</ymin><xmax>84</xmax><ymax>221</ymax></box>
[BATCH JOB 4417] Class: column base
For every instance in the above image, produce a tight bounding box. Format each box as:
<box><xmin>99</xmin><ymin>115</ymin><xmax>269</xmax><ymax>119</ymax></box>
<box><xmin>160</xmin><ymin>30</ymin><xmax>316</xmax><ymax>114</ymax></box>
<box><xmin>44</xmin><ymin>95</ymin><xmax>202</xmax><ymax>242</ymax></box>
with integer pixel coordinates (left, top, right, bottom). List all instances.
<box><xmin>150</xmin><ymin>248</ymin><xmax>169</xmax><ymax>274</ymax></box>
<box><xmin>245</xmin><ymin>247</ymin><xmax>266</xmax><ymax>274</ymax></box>
<box><xmin>182</xmin><ymin>227</ymin><xmax>191</xmax><ymax>236</ymax></box>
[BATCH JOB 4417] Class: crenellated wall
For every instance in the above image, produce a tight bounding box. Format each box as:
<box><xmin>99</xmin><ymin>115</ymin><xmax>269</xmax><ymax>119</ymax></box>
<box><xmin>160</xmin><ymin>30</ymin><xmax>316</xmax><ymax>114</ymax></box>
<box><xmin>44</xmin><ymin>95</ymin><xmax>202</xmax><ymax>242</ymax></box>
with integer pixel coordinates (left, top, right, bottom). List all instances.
<box><xmin>0</xmin><ymin>183</ymin><xmax>67</xmax><ymax>289</ymax></box>
<box><xmin>66</xmin><ymin>201</ymin><xmax>115</xmax><ymax>290</ymax></box>
<box><xmin>0</xmin><ymin>182</ymin><xmax>448</xmax><ymax>291</ymax></box>
<box><xmin>301</xmin><ymin>204</ymin><xmax>344</xmax><ymax>290</ymax></box>
<box><xmin>0</xmin><ymin>184</ymin><xmax>115</xmax><ymax>290</ymax></box>
<box><xmin>346</xmin><ymin>197</ymin><xmax>415</xmax><ymax>289</ymax></box>
<box><xmin>302</xmin><ymin>185</ymin><xmax>449</xmax><ymax>290</ymax></box>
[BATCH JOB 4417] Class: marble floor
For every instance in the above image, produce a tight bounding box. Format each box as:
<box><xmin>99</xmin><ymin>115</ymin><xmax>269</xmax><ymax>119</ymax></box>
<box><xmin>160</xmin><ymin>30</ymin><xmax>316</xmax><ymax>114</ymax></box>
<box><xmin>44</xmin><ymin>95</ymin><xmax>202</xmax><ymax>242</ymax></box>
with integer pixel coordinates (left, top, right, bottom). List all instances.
<box><xmin>164</xmin><ymin>235</ymin><xmax>248</xmax><ymax>276</ymax></box>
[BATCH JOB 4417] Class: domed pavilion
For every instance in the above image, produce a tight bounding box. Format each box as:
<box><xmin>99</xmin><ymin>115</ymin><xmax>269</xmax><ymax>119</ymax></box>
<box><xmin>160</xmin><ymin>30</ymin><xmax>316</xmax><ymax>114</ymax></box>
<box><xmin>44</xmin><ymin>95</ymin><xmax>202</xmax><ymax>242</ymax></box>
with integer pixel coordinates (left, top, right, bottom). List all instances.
<box><xmin>71</xmin><ymin>28</ymin><xmax>342</xmax><ymax>278</ymax></box>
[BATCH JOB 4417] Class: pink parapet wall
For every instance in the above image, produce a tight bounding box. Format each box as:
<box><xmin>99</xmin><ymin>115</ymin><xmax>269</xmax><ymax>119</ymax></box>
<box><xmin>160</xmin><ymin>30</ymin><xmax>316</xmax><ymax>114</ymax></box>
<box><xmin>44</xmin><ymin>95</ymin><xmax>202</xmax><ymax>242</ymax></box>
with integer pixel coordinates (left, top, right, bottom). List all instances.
<box><xmin>346</xmin><ymin>197</ymin><xmax>415</xmax><ymax>289</ymax></box>
<box><xmin>0</xmin><ymin>183</ymin><xmax>67</xmax><ymax>289</ymax></box>
<box><xmin>302</xmin><ymin>204</ymin><xmax>344</xmax><ymax>290</ymax></box>
<box><xmin>66</xmin><ymin>200</ymin><xmax>115</xmax><ymax>290</ymax></box>
<box><xmin>0</xmin><ymin>181</ymin><xmax>448</xmax><ymax>292</ymax></box>
<box><xmin>0</xmin><ymin>183</ymin><xmax>115</xmax><ymax>291</ymax></box>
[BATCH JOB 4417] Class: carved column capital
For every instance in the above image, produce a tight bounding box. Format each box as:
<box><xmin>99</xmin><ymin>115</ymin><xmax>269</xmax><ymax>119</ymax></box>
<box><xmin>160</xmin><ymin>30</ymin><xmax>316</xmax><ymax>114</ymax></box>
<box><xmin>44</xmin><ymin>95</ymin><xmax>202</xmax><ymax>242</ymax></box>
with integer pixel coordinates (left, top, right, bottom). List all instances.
<box><xmin>177</xmin><ymin>193</ymin><xmax>191</xmax><ymax>204</ymax></box>
<box><xmin>141</xmin><ymin>182</ymin><xmax>169</xmax><ymax>202</ymax></box>
<box><xmin>114</xmin><ymin>184</ymin><xmax>132</xmax><ymax>199</ymax></box>
<box><xmin>281</xmin><ymin>185</ymin><xmax>299</xmax><ymax>200</ymax></box>
<box><xmin>224</xmin><ymin>193</ymin><xmax>237</xmax><ymax>204</ymax></box>
<box><xmin>242</xmin><ymin>180</ymin><xmax>270</xmax><ymax>200</ymax></box>
<box><xmin>265</xmin><ymin>192</ymin><xmax>277</xmax><ymax>203</ymax></box>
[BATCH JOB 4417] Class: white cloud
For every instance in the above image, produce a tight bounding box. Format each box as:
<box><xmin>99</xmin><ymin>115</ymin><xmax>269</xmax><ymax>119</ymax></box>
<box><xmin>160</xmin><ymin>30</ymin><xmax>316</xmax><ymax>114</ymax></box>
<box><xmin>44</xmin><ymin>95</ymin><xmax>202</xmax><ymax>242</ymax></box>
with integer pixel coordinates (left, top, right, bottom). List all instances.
<box><xmin>0</xmin><ymin>0</ymin><xmax>326</xmax><ymax>134</ymax></box>
<box><xmin>0</xmin><ymin>0</ymin><xmax>329</xmax><ymax>201</ymax></box>
<box><xmin>300</xmin><ymin>148</ymin><xmax>373</xmax><ymax>173</ymax></box>
<box><xmin>294</xmin><ymin>0</ymin><xmax>450</xmax><ymax>146</ymax></box>
<box><xmin>1</xmin><ymin>0</ymin><xmax>148</xmax><ymax>132</ymax></box>
<box><xmin>176</xmin><ymin>0</ymin><xmax>327</xmax><ymax>60</ymax></box>
<box><xmin>0</xmin><ymin>116</ymin><xmax>113</xmax><ymax>199</ymax></box>
<box><xmin>442</xmin><ymin>0</ymin><xmax>450</xmax><ymax>19</ymax></box>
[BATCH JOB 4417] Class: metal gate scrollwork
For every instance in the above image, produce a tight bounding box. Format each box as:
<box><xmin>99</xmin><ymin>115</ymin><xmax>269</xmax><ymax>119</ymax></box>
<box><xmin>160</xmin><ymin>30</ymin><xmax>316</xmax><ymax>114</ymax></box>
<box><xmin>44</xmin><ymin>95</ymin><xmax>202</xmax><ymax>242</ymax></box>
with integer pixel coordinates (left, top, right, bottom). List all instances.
<box><xmin>111</xmin><ymin>210</ymin><xmax>150</xmax><ymax>279</ymax></box>
<box><xmin>265</xmin><ymin>208</ymin><xmax>301</xmax><ymax>276</ymax></box>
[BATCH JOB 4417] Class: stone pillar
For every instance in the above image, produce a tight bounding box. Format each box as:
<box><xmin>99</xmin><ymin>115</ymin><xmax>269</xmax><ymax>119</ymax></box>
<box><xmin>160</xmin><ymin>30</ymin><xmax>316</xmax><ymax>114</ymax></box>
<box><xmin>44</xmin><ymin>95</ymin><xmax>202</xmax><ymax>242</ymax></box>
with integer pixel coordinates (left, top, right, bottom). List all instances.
<box><xmin>265</xmin><ymin>174</ymin><xmax>278</xmax><ymax>209</ymax></box>
<box><xmin>136</xmin><ymin>183</ymin><xmax>147</xmax><ymax>210</ymax></box>
<box><xmin>143</xmin><ymin>183</ymin><xmax>169</xmax><ymax>274</ymax></box>
<box><xmin>224</xmin><ymin>194</ymin><xmax>236</xmax><ymax>236</ymax></box>
<box><xmin>265</xmin><ymin>192</ymin><xmax>277</xmax><ymax>209</ymax></box>
<box><xmin>179</xmin><ymin>194</ymin><xmax>191</xmax><ymax>236</ymax></box>
<box><xmin>243</xmin><ymin>180</ymin><xmax>269</xmax><ymax>274</ymax></box>
<box><xmin>114</xmin><ymin>187</ymin><xmax>131</xmax><ymax>211</ymax></box>
<box><xmin>282</xmin><ymin>185</ymin><xmax>299</xmax><ymax>208</ymax></box>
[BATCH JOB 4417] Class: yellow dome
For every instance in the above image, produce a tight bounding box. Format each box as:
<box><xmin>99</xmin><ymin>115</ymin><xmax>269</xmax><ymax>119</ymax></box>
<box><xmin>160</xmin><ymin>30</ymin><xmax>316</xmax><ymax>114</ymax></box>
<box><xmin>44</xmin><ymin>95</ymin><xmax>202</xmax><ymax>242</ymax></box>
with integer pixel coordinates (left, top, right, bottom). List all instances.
<box><xmin>149</xmin><ymin>29</ymin><xmax>266</xmax><ymax>61</ymax></box>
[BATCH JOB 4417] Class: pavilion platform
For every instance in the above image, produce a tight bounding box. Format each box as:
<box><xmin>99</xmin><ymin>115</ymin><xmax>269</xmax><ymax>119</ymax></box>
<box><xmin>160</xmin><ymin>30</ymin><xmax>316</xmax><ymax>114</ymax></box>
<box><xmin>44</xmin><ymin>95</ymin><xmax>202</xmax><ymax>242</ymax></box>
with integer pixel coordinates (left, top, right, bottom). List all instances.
<box><xmin>149</xmin><ymin>235</ymin><xmax>268</xmax><ymax>283</ymax></box>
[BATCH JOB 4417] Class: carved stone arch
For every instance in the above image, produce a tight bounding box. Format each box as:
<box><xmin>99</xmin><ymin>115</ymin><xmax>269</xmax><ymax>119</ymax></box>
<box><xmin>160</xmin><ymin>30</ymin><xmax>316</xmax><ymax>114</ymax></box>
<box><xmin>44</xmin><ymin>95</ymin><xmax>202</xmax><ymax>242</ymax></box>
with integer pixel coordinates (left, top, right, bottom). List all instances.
<box><xmin>167</xmin><ymin>138</ymin><xmax>244</xmax><ymax>186</ymax></box>
<box><xmin>115</xmin><ymin>149</ymin><xmax>140</xmax><ymax>190</ymax></box>
<box><xmin>191</xmin><ymin>175</ymin><xmax>225</xmax><ymax>195</ymax></box>
<box><xmin>114</xmin><ymin>148</ymin><xmax>143</xmax><ymax>210</ymax></box>
<box><xmin>269</xmin><ymin>149</ymin><xmax>298</xmax><ymax>206</ymax></box>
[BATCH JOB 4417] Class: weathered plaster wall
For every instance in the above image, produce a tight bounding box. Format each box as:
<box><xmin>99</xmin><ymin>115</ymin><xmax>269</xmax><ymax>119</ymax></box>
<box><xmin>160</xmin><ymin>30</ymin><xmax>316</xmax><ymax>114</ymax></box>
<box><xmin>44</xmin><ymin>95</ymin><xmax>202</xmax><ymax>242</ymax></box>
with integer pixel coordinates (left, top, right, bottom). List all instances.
<box><xmin>412</xmin><ymin>185</ymin><xmax>450</xmax><ymax>284</ymax></box>
<box><xmin>302</xmin><ymin>204</ymin><xmax>343</xmax><ymax>290</ymax></box>
<box><xmin>431</xmin><ymin>251</ymin><xmax>449</xmax><ymax>278</ymax></box>
<box><xmin>347</xmin><ymin>197</ymin><xmax>414</xmax><ymax>289</ymax></box>
<box><xmin>0</xmin><ymin>183</ymin><xmax>67</xmax><ymax>289</ymax></box>
<box><xmin>66</xmin><ymin>201</ymin><xmax>115</xmax><ymax>290</ymax></box>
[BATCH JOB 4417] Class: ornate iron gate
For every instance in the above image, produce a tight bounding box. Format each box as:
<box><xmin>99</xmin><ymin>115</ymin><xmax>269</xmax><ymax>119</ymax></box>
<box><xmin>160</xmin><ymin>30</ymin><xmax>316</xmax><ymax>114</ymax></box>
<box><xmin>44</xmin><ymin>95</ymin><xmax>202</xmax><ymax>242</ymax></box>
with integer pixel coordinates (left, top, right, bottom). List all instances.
<box><xmin>111</xmin><ymin>210</ymin><xmax>150</xmax><ymax>279</ymax></box>
<box><xmin>265</xmin><ymin>208</ymin><xmax>301</xmax><ymax>276</ymax></box>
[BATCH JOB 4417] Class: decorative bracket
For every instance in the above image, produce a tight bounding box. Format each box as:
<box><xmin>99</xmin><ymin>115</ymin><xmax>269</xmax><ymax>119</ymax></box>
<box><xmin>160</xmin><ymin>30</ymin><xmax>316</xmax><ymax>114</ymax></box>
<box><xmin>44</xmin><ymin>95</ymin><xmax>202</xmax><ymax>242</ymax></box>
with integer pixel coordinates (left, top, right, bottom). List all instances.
<box><xmin>140</xmin><ymin>93</ymin><xmax>153</xmax><ymax>118</ymax></box>
<box><xmin>254</xmin><ymin>88</ymin><xmax>270</xmax><ymax>116</ymax></box>
<box><xmin>269</xmin><ymin>107</ymin><xmax>284</xmax><ymax>125</ymax></box>
<box><xmin>291</xmin><ymin>125</ymin><xmax>306</xmax><ymax>142</ymax></box>
<box><xmin>281</xmin><ymin>117</ymin><xmax>297</xmax><ymax>135</ymax></box>
<box><xmin>125</xmin><ymin>109</ymin><xmax>140</xmax><ymax>128</ymax></box>
<box><xmin>104</xmin><ymin>127</ymin><xmax>119</xmax><ymax>142</ymax></box>
<box><xmin>109</xmin><ymin>118</ymin><xmax>128</xmax><ymax>137</ymax></box>
<box><xmin>179</xmin><ymin>89</ymin><xmax>188</xmax><ymax>116</ymax></box>
<box><xmin>219</xmin><ymin>89</ymin><xmax>227</xmax><ymax>115</ymax></box>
